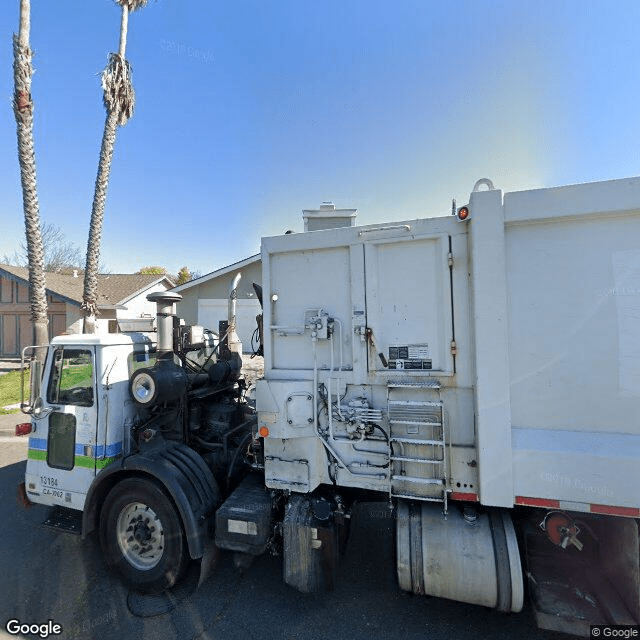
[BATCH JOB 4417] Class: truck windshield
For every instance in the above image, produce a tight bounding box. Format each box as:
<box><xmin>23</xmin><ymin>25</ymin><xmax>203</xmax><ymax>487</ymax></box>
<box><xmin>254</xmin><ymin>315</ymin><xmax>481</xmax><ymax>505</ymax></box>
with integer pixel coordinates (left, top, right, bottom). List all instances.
<box><xmin>46</xmin><ymin>348</ymin><xmax>94</xmax><ymax>407</ymax></box>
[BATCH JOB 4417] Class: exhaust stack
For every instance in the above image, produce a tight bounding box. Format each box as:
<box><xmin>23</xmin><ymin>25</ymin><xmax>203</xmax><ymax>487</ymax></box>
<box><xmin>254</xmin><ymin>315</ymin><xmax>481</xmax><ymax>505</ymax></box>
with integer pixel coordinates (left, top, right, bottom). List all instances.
<box><xmin>147</xmin><ymin>291</ymin><xmax>183</xmax><ymax>357</ymax></box>
<box><xmin>227</xmin><ymin>273</ymin><xmax>242</xmax><ymax>357</ymax></box>
<box><xmin>130</xmin><ymin>291</ymin><xmax>187</xmax><ymax>408</ymax></box>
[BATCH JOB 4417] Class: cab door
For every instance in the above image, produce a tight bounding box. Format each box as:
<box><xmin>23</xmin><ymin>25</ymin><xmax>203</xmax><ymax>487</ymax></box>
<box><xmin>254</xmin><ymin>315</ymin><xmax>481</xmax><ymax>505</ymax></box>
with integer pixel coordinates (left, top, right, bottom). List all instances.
<box><xmin>28</xmin><ymin>345</ymin><xmax>98</xmax><ymax>510</ymax></box>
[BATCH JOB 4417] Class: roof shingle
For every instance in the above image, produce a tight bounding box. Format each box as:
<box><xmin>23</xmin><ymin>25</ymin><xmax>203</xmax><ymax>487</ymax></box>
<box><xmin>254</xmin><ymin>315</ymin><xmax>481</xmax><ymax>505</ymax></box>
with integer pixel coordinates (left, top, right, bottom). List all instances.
<box><xmin>0</xmin><ymin>264</ymin><xmax>173</xmax><ymax>308</ymax></box>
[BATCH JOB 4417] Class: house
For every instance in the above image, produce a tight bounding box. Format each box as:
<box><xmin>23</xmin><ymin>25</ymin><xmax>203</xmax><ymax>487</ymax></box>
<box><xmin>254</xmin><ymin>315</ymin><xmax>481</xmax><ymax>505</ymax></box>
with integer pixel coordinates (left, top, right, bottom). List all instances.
<box><xmin>173</xmin><ymin>203</ymin><xmax>357</xmax><ymax>352</ymax></box>
<box><xmin>173</xmin><ymin>254</ymin><xmax>262</xmax><ymax>350</ymax></box>
<box><xmin>0</xmin><ymin>264</ymin><xmax>174</xmax><ymax>356</ymax></box>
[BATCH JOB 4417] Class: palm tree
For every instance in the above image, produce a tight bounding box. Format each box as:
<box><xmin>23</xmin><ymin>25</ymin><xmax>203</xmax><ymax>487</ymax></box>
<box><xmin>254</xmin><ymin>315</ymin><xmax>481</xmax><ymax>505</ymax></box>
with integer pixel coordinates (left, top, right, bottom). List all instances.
<box><xmin>82</xmin><ymin>0</ymin><xmax>149</xmax><ymax>332</ymax></box>
<box><xmin>13</xmin><ymin>0</ymin><xmax>48</xmax><ymax>352</ymax></box>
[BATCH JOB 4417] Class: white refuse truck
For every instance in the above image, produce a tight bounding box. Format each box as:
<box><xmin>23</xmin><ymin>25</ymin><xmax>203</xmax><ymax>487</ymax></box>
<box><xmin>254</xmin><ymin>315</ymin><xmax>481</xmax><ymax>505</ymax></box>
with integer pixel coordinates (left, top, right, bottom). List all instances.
<box><xmin>17</xmin><ymin>176</ymin><xmax>640</xmax><ymax>636</ymax></box>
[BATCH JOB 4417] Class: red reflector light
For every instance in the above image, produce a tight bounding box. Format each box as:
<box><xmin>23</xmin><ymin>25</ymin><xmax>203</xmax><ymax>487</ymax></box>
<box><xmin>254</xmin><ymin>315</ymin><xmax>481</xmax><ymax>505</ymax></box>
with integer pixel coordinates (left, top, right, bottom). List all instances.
<box><xmin>15</xmin><ymin>423</ymin><xmax>32</xmax><ymax>436</ymax></box>
<box><xmin>450</xmin><ymin>491</ymin><xmax>479</xmax><ymax>502</ymax></box>
<box><xmin>259</xmin><ymin>426</ymin><xmax>269</xmax><ymax>438</ymax></box>
<box><xmin>457</xmin><ymin>206</ymin><xmax>470</xmax><ymax>221</ymax></box>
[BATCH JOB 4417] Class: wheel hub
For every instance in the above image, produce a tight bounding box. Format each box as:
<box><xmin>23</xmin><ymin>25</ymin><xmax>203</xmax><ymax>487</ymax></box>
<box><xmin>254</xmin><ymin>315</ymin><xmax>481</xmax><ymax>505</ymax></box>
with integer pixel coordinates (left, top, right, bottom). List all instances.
<box><xmin>116</xmin><ymin>502</ymin><xmax>165</xmax><ymax>571</ymax></box>
<box><xmin>133</xmin><ymin>516</ymin><xmax>152</xmax><ymax>543</ymax></box>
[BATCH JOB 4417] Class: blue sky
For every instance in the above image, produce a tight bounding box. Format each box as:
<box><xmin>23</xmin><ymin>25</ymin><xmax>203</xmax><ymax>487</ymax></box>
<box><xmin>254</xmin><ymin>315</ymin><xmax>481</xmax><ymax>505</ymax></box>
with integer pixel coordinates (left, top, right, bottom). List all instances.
<box><xmin>1</xmin><ymin>0</ymin><xmax>639</xmax><ymax>276</ymax></box>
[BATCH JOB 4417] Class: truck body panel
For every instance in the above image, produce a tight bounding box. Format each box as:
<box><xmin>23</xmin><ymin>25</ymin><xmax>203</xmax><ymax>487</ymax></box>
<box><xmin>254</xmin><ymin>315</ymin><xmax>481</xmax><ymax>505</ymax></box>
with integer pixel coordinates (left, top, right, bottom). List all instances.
<box><xmin>258</xmin><ymin>176</ymin><xmax>640</xmax><ymax>513</ymax></box>
<box><xmin>502</xmin><ymin>181</ymin><xmax>640</xmax><ymax>512</ymax></box>
<box><xmin>18</xmin><ymin>177</ymin><xmax>640</xmax><ymax>633</ymax></box>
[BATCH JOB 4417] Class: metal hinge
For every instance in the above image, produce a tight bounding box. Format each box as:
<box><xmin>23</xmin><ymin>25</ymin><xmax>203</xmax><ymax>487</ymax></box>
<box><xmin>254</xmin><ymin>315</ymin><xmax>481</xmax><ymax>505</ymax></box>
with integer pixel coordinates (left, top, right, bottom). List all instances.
<box><xmin>450</xmin><ymin>340</ymin><xmax>457</xmax><ymax>356</ymax></box>
<box><xmin>448</xmin><ymin>252</ymin><xmax>454</xmax><ymax>267</ymax></box>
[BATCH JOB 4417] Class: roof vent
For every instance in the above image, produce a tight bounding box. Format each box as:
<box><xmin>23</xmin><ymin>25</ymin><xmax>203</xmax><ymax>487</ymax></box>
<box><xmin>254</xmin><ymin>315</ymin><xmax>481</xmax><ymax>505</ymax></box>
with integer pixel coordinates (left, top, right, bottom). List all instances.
<box><xmin>302</xmin><ymin>203</ymin><xmax>357</xmax><ymax>232</ymax></box>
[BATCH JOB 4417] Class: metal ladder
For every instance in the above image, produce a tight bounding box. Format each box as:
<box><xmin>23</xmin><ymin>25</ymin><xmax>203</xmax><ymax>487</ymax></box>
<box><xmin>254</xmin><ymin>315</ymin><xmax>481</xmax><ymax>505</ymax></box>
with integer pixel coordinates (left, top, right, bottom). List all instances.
<box><xmin>387</xmin><ymin>381</ymin><xmax>448</xmax><ymax>511</ymax></box>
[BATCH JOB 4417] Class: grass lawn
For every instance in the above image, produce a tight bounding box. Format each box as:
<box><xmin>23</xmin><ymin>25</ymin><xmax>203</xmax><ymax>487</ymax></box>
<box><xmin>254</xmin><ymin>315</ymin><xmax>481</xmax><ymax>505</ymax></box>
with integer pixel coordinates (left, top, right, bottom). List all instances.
<box><xmin>60</xmin><ymin>364</ymin><xmax>92</xmax><ymax>389</ymax></box>
<box><xmin>0</xmin><ymin>369</ymin><xmax>27</xmax><ymax>414</ymax></box>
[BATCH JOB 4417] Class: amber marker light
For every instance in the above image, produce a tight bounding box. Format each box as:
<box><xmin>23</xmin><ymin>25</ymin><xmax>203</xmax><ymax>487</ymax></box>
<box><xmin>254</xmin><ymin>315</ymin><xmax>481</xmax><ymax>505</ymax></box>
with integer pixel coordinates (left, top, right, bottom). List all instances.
<box><xmin>457</xmin><ymin>206</ymin><xmax>470</xmax><ymax>221</ymax></box>
<box><xmin>259</xmin><ymin>426</ymin><xmax>269</xmax><ymax>438</ymax></box>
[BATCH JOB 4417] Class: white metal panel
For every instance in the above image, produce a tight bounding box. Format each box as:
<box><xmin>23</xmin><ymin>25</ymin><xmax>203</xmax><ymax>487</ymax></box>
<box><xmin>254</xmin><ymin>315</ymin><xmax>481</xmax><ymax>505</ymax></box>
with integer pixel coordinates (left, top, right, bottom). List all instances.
<box><xmin>512</xmin><ymin>427</ymin><xmax>640</xmax><ymax>509</ymax></box>
<box><xmin>468</xmin><ymin>187</ymin><xmax>514</xmax><ymax>508</ymax></box>
<box><xmin>504</xmin><ymin>175</ymin><xmax>640</xmax><ymax>224</ymax></box>
<box><xmin>504</xmin><ymin>179</ymin><xmax>640</xmax><ymax>509</ymax></box>
<box><xmin>260</xmin><ymin>217</ymin><xmax>473</xmax><ymax>498</ymax></box>
<box><xmin>364</xmin><ymin>235</ymin><xmax>453</xmax><ymax>374</ymax></box>
<box><xmin>506</xmin><ymin>213</ymin><xmax>640</xmax><ymax>434</ymax></box>
<box><xmin>268</xmin><ymin>245</ymin><xmax>353</xmax><ymax>371</ymax></box>
<box><xmin>98</xmin><ymin>344</ymin><xmax>139</xmax><ymax>461</ymax></box>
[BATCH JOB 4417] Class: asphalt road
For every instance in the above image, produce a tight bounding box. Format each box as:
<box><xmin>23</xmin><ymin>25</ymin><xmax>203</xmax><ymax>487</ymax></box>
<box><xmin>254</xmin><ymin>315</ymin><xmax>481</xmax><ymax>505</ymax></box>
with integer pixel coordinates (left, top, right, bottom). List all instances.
<box><xmin>0</xmin><ymin>436</ymin><xmax>570</xmax><ymax>640</ymax></box>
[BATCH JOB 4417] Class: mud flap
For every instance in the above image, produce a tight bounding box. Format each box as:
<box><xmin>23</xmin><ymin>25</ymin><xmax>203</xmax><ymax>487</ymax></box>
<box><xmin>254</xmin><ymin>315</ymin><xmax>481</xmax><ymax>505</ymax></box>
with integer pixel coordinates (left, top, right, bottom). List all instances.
<box><xmin>17</xmin><ymin>482</ymin><xmax>33</xmax><ymax>508</ymax></box>
<box><xmin>198</xmin><ymin>541</ymin><xmax>220</xmax><ymax>588</ymax></box>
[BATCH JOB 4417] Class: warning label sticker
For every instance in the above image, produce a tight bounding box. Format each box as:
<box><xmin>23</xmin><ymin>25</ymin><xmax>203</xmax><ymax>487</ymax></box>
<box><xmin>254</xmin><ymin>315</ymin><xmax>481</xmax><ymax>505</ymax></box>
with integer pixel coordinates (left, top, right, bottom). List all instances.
<box><xmin>408</xmin><ymin>345</ymin><xmax>430</xmax><ymax>360</ymax></box>
<box><xmin>388</xmin><ymin>344</ymin><xmax>432</xmax><ymax>370</ymax></box>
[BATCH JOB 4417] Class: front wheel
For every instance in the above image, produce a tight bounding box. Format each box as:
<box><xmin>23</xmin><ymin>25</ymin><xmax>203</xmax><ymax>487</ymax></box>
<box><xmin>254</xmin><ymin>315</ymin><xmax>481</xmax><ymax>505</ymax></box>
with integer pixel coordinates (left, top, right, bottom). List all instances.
<box><xmin>100</xmin><ymin>477</ymin><xmax>189</xmax><ymax>593</ymax></box>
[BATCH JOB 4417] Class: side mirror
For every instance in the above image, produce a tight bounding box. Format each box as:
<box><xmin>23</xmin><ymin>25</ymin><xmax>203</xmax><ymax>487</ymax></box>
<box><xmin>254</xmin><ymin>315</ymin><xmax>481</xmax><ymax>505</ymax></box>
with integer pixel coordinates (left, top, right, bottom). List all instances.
<box><xmin>20</xmin><ymin>346</ymin><xmax>47</xmax><ymax>417</ymax></box>
<box><xmin>32</xmin><ymin>396</ymin><xmax>51</xmax><ymax>420</ymax></box>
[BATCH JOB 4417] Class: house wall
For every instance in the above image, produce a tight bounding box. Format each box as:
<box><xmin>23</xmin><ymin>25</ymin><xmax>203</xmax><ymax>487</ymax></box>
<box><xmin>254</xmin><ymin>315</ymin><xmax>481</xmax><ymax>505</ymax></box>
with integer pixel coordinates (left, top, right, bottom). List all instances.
<box><xmin>0</xmin><ymin>275</ymin><xmax>69</xmax><ymax>355</ymax></box>
<box><xmin>177</xmin><ymin>260</ymin><xmax>262</xmax><ymax>324</ymax></box>
<box><xmin>119</xmin><ymin>282</ymin><xmax>170</xmax><ymax>320</ymax></box>
<box><xmin>0</xmin><ymin>273</ymin><xmax>170</xmax><ymax>354</ymax></box>
<box><xmin>197</xmin><ymin>298</ymin><xmax>261</xmax><ymax>349</ymax></box>
<box><xmin>0</xmin><ymin>276</ymin><xmax>29</xmax><ymax>356</ymax></box>
<box><xmin>65</xmin><ymin>304</ymin><xmax>83</xmax><ymax>334</ymax></box>
<box><xmin>95</xmin><ymin>310</ymin><xmax>117</xmax><ymax>335</ymax></box>
<box><xmin>177</xmin><ymin>260</ymin><xmax>262</xmax><ymax>348</ymax></box>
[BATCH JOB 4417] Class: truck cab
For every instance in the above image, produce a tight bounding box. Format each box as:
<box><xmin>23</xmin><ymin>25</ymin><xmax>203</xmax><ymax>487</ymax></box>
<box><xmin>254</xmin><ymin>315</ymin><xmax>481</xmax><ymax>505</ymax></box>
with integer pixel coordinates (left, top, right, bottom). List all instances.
<box><xmin>18</xmin><ymin>289</ymin><xmax>247</xmax><ymax>594</ymax></box>
<box><xmin>23</xmin><ymin>333</ymin><xmax>154</xmax><ymax>510</ymax></box>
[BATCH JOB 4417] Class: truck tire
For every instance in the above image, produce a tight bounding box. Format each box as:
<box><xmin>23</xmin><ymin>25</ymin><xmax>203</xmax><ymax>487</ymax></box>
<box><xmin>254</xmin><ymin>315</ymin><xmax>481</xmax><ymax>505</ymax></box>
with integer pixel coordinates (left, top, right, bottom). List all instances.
<box><xmin>99</xmin><ymin>477</ymin><xmax>189</xmax><ymax>593</ymax></box>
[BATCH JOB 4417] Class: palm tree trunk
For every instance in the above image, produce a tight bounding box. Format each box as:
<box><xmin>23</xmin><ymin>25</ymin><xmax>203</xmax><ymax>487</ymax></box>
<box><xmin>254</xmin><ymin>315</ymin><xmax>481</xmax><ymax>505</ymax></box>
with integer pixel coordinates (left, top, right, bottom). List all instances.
<box><xmin>82</xmin><ymin>109</ymin><xmax>118</xmax><ymax>333</ymax></box>
<box><xmin>13</xmin><ymin>0</ymin><xmax>48</xmax><ymax>352</ymax></box>
<box><xmin>82</xmin><ymin>0</ymin><xmax>147</xmax><ymax>333</ymax></box>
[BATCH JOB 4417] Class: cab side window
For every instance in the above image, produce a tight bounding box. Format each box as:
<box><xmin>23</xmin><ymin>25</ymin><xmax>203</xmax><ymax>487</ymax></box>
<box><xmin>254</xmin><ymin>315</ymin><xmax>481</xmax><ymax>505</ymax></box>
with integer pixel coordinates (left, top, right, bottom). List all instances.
<box><xmin>127</xmin><ymin>347</ymin><xmax>157</xmax><ymax>376</ymax></box>
<box><xmin>47</xmin><ymin>348</ymin><xmax>94</xmax><ymax>407</ymax></box>
<box><xmin>47</xmin><ymin>412</ymin><xmax>76</xmax><ymax>470</ymax></box>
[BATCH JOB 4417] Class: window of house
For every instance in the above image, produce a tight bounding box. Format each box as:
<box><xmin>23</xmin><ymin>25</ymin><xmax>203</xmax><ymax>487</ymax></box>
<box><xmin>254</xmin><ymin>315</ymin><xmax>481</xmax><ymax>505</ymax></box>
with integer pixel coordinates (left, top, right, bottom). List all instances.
<box><xmin>0</xmin><ymin>277</ymin><xmax>13</xmax><ymax>303</ymax></box>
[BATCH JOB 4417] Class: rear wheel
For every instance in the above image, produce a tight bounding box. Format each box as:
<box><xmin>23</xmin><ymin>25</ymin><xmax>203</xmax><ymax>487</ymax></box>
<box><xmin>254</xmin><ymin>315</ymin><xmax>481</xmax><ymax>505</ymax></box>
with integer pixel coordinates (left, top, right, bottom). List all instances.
<box><xmin>100</xmin><ymin>477</ymin><xmax>189</xmax><ymax>593</ymax></box>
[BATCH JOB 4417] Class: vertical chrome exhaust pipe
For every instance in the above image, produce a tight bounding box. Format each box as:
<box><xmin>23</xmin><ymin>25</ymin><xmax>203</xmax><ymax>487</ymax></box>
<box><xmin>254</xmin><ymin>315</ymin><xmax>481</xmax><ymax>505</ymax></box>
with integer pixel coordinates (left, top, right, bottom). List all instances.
<box><xmin>227</xmin><ymin>273</ymin><xmax>242</xmax><ymax>357</ymax></box>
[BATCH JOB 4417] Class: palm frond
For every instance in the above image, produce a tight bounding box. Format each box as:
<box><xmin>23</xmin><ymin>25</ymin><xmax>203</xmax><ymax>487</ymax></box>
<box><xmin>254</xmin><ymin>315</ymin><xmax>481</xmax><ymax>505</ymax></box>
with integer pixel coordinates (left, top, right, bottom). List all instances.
<box><xmin>114</xmin><ymin>0</ymin><xmax>149</xmax><ymax>11</ymax></box>
<box><xmin>101</xmin><ymin>53</ymin><xmax>135</xmax><ymax>125</ymax></box>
